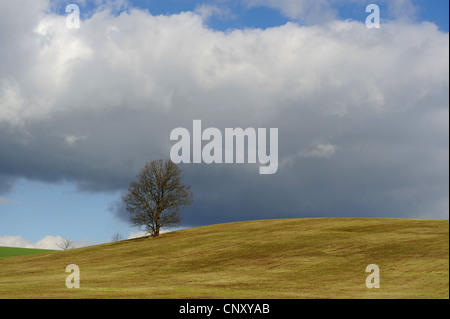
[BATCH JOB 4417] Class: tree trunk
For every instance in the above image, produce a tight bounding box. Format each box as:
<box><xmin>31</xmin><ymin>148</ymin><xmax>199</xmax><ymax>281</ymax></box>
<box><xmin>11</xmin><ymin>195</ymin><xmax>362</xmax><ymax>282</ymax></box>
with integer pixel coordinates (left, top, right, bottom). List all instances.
<box><xmin>154</xmin><ymin>216</ymin><xmax>160</xmax><ymax>237</ymax></box>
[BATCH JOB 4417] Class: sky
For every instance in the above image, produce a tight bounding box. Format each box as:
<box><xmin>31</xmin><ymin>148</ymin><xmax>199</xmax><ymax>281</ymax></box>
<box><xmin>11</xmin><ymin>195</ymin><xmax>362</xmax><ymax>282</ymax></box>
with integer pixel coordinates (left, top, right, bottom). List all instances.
<box><xmin>0</xmin><ymin>0</ymin><xmax>448</xmax><ymax>249</ymax></box>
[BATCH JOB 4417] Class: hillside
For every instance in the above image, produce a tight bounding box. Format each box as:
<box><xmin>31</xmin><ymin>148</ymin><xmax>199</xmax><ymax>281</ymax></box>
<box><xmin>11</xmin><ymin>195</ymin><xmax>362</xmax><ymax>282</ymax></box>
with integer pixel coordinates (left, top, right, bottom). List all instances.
<box><xmin>0</xmin><ymin>218</ymin><xmax>448</xmax><ymax>298</ymax></box>
<box><xmin>0</xmin><ymin>247</ymin><xmax>56</xmax><ymax>258</ymax></box>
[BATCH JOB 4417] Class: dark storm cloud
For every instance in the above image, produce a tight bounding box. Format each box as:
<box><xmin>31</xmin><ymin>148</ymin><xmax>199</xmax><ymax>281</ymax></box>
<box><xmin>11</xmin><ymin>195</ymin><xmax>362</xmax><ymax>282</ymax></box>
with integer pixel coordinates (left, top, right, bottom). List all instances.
<box><xmin>0</xmin><ymin>1</ymin><xmax>448</xmax><ymax>227</ymax></box>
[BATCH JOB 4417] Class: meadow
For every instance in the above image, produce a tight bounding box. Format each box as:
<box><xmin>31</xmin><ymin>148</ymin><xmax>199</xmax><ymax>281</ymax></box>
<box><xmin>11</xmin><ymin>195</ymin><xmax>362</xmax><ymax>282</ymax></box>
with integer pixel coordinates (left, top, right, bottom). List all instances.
<box><xmin>0</xmin><ymin>247</ymin><xmax>56</xmax><ymax>258</ymax></box>
<box><xmin>0</xmin><ymin>218</ymin><xmax>448</xmax><ymax>298</ymax></box>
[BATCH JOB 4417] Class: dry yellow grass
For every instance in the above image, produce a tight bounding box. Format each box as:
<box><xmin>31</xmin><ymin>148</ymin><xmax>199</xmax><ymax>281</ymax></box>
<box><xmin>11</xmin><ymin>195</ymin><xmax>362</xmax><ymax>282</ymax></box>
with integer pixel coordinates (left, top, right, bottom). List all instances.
<box><xmin>0</xmin><ymin>218</ymin><xmax>448</xmax><ymax>298</ymax></box>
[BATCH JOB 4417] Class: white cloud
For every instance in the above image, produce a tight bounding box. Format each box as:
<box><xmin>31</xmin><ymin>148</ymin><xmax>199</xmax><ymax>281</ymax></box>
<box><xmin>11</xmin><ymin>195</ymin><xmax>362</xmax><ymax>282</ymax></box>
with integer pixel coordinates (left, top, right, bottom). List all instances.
<box><xmin>0</xmin><ymin>235</ymin><xmax>62</xmax><ymax>249</ymax></box>
<box><xmin>0</xmin><ymin>234</ymin><xmax>89</xmax><ymax>250</ymax></box>
<box><xmin>0</xmin><ymin>2</ymin><xmax>448</xmax><ymax>223</ymax></box>
<box><xmin>0</xmin><ymin>80</ymin><xmax>27</xmax><ymax>126</ymax></box>
<box><xmin>280</xmin><ymin>143</ymin><xmax>338</xmax><ymax>168</ymax></box>
<box><xmin>245</xmin><ymin>0</ymin><xmax>419</xmax><ymax>24</ymax></box>
<box><xmin>127</xmin><ymin>228</ymin><xmax>175</xmax><ymax>239</ymax></box>
<box><xmin>127</xmin><ymin>231</ymin><xmax>149</xmax><ymax>239</ymax></box>
<box><xmin>246</xmin><ymin>0</ymin><xmax>337</xmax><ymax>24</ymax></box>
<box><xmin>195</xmin><ymin>4</ymin><xmax>233</xmax><ymax>21</ymax></box>
<box><xmin>35</xmin><ymin>235</ymin><xmax>66</xmax><ymax>249</ymax></box>
<box><xmin>63</xmin><ymin>134</ymin><xmax>88</xmax><ymax>146</ymax></box>
<box><xmin>302</xmin><ymin>143</ymin><xmax>338</xmax><ymax>158</ymax></box>
<box><xmin>1</xmin><ymin>10</ymin><xmax>447</xmax><ymax>125</ymax></box>
<box><xmin>384</xmin><ymin>0</ymin><xmax>418</xmax><ymax>22</ymax></box>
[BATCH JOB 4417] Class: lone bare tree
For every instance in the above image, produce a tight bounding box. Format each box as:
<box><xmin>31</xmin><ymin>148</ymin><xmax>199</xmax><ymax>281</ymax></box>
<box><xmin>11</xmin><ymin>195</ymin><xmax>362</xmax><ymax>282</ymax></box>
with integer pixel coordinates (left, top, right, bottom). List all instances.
<box><xmin>57</xmin><ymin>237</ymin><xmax>75</xmax><ymax>250</ymax></box>
<box><xmin>123</xmin><ymin>159</ymin><xmax>193</xmax><ymax>237</ymax></box>
<box><xmin>110</xmin><ymin>232</ymin><xmax>123</xmax><ymax>242</ymax></box>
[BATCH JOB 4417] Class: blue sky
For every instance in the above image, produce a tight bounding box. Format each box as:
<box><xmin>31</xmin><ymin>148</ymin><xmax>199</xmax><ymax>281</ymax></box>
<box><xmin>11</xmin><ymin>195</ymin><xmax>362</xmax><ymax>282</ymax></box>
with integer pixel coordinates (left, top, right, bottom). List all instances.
<box><xmin>1</xmin><ymin>180</ymin><xmax>122</xmax><ymax>244</ymax></box>
<box><xmin>0</xmin><ymin>0</ymin><xmax>448</xmax><ymax>249</ymax></box>
<box><xmin>48</xmin><ymin>0</ymin><xmax>449</xmax><ymax>31</ymax></box>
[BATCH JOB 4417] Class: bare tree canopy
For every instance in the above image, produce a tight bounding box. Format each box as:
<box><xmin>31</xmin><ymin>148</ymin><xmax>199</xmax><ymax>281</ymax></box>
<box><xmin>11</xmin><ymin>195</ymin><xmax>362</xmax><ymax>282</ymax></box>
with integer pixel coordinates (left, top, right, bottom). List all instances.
<box><xmin>57</xmin><ymin>238</ymin><xmax>75</xmax><ymax>250</ymax></box>
<box><xmin>123</xmin><ymin>159</ymin><xmax>193</xmax><ymax>237</ymax></box>
<box><xmin>110</xmin><ymin>232</ymin><xmax>123</xmax><ymax>242</ymax></box>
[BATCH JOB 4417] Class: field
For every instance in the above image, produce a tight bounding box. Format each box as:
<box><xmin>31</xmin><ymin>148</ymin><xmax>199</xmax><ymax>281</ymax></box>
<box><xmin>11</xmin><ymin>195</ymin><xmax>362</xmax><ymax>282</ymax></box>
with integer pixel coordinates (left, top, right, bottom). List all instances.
<box><xmin>0</xmin><ymin>218</ymin><xmax>448</xmax><ymax>298</ymax></box>
<box><xmin>0</xmin><ymin>247</ymin><xmax>56</xmax><ymax>258</ymax></box>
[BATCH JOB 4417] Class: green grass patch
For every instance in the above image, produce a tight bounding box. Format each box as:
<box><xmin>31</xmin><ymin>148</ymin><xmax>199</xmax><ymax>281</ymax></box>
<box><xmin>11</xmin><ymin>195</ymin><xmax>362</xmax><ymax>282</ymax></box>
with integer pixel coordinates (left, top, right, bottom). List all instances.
<box><xmin>0</xmin><ymin>247</ymin><xmax>56</xmax><ymax>258</ymax></box>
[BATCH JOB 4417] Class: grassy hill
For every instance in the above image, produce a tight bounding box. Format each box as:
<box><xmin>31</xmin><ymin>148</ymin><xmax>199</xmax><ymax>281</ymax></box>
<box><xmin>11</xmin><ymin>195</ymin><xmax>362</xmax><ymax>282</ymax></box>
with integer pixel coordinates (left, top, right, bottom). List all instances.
<box><xmin>0</xmin><ymin>247</ymin><xmax>56</xmax><ymax>258</ymax></box>
<box><xmin>0</xmin><ymin>218</ymin><xmax>448</xmax><ymax>298</ymax></box>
